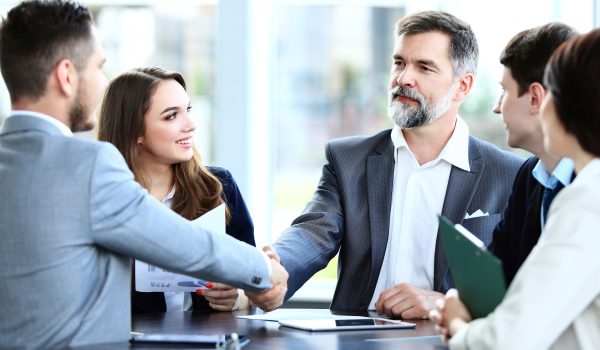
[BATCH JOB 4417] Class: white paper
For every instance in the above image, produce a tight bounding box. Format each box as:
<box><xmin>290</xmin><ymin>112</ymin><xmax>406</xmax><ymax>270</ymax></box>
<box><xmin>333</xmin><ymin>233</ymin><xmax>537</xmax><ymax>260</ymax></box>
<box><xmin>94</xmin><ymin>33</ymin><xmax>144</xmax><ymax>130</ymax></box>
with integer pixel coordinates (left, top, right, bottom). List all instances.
<box><xmin>237</xmin><ymin>308</ymin><xmax>371</xmax><ymax>321</ymax></box>
<box><xmin>135</xmin><ymin>204</ymin><xmax>225</xmax><ymax>292</ymax></box>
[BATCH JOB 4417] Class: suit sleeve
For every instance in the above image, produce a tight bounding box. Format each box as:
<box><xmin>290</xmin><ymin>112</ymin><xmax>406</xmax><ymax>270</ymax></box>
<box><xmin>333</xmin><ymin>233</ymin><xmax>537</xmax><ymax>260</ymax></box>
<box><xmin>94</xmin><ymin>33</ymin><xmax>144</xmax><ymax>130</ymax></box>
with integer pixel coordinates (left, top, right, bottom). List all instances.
<box><xmin>273</xmin><ymin>142</ymin><xmax>344</xmax><ymax>299</ymax></box>
<box><xmin>88</xmin><ymin>143</ymin><xmax>270</xmax><ymax>292</ymax></box>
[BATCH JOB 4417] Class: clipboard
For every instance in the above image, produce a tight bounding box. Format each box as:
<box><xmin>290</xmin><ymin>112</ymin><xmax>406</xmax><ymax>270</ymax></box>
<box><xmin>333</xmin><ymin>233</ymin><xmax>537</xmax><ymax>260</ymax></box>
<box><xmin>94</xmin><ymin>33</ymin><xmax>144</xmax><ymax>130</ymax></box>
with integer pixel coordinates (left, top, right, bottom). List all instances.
<box><xmin>438</xmin><ymin>215</ymin><xmax>507</xmax><ymax>318</ymax></box>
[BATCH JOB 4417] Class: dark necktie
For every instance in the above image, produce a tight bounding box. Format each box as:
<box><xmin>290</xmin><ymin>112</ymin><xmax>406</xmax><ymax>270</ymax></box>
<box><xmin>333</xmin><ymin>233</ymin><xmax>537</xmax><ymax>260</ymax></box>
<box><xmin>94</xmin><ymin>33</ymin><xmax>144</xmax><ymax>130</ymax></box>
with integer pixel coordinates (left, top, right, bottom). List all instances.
<box><xmin>541</xmin><ymin>182</ymin><xmax>564</xmax><ymax>227</ymax></box>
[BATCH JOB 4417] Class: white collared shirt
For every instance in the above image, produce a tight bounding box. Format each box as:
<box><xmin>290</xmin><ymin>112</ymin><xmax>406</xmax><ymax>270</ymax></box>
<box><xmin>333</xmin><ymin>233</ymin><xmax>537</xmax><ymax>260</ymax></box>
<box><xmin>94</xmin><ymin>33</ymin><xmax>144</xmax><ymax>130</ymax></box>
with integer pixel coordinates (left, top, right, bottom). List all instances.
<box><xmin>369</xmin><ymin>117</ymin><xmax>470</xmax><ymax>309</ymax></box>
<box><xmin>157</xmin><ymin>187</ymin><xmax>194</xmax><ymax>312</ymax></box>
<box><xmin>8</xmin><ymin>110</ymin><xmax>73</xmax><ymax>137</ymax></box>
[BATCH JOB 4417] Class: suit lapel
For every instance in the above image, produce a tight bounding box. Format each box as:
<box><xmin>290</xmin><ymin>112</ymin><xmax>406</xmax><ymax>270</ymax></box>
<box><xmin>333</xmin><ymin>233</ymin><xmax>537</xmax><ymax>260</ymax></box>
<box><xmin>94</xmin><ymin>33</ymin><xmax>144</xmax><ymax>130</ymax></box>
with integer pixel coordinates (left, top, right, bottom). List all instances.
<box><xmin>364</xmin><ymin>138</ymin><xmax>395</xmax><ymax>299</ymax></box>
<box><xmin>434</xmin><ymin>136</ymin><xmax>484</xmax><ymax>291</ymax></box>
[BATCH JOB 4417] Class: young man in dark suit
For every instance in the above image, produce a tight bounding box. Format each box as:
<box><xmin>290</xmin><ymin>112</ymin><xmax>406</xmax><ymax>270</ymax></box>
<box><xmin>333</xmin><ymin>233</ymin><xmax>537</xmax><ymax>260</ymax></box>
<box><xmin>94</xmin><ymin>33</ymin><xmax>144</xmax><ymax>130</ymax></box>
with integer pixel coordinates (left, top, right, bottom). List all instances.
<box><xmin>489</xmin><ymin>23</ymin><xmax>577</xmax><ymax>285</ymax></box>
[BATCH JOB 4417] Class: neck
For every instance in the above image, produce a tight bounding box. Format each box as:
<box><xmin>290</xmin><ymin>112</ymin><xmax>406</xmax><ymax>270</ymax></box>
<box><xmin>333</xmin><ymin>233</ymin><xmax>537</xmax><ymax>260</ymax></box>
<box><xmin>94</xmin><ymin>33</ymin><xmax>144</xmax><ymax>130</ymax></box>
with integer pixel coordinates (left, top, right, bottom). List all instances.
<box><xmin>12</xmin><ymin>96</ymin><xmax>71</xmax><ymax>129</ymax></box>
<box><xmin>141</xmin><ymin>159</ymin><xmax>174</xmax><ymax>201</ymax></box>
<box><xmin>530</xmin><ymin>144</ymin><xmax>562</xmax><ymax>174</ymax></box>
<box><xmin>572</xmin><ymin>151</ymin><xmax>595</xmax><ymax>175</ymax></box>
<box><xmin>402</xmin><ymin>111</ymin><xmax>457</xmax><ymax>165</ymax></box>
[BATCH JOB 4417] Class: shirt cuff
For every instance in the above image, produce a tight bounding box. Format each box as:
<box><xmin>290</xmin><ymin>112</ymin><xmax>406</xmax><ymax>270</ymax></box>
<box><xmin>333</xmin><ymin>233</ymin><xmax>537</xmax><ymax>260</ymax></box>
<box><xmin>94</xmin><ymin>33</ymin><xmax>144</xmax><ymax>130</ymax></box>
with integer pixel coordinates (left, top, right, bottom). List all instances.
<box><xmin>260</xmin><ymin>249</ymin><xmax>272</xmax><ymax>276</ymax></box>
<box><xmin>449</xmin><ymin>321</ymin><xmax>470</xmax><ymax>350</ymax></box>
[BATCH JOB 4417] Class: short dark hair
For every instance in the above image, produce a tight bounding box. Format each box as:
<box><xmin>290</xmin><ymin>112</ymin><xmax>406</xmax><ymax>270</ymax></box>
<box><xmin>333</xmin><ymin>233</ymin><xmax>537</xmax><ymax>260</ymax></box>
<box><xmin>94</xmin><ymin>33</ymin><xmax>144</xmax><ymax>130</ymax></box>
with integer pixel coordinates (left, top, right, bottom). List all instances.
<box><xmin>544</xmin><ymin>29</ymin><xmax>600</xmax><ymax>157</ymax></box>
<box><xmin>500</xmin><ymin>22</ymin><xmax>576</xmax><ymax>96</ymax></box>
<box><xmin>395</xmin><ymin>11</ymin><xmax>478</xmax><ymax>77</ymax></box>
<box><xmin>0</xmin><ymin>0</ymin><xmax>94</xmax><ymax>102</ymax></box>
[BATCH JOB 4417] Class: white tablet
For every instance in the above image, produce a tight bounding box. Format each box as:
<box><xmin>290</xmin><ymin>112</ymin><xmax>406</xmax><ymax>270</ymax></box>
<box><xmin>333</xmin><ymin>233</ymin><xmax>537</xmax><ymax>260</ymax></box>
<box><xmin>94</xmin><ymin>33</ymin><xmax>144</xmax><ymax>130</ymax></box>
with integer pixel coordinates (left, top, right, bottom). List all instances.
<box><xmin>278</xmin><ymin>318</ymin><xmax>416</xmax><ymax>332</ymax></box>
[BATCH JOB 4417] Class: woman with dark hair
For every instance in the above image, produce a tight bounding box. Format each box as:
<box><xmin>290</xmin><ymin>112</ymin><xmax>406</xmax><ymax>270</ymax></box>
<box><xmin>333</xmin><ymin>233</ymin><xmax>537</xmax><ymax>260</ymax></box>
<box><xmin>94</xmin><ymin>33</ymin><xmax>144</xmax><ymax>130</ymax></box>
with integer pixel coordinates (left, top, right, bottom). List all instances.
<box><xmin>431</xmin><ymin>29</ymin><xmax>600</xmax><ymax>349</ymax></box>
<box><xmin>98</xmin><ymin>67</ymin><xmax>254</xmax><ymax>314</ymax></box>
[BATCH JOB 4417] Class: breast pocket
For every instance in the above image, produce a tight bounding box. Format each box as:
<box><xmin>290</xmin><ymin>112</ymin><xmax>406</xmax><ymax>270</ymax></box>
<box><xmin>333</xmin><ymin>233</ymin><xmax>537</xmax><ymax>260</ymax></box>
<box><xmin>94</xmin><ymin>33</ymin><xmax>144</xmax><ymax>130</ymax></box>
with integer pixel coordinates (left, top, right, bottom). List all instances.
<box><xmin>461</xmin><ymin>213</ymin><xmax>502</xmax><ymax>246</ymax></box>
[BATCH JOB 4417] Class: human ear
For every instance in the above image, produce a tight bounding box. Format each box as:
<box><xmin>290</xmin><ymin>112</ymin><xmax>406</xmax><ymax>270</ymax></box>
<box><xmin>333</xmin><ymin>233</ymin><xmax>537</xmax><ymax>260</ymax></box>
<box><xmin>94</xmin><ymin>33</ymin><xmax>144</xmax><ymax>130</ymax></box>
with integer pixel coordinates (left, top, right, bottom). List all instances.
<box><xmin>53</xmin><ymin>59</ymin><xmax>77</xmax><ymax>97</ymax></box>
<box><xmin>528</xmin><ymin>82</ymin><xmax>546</xmax><ymax>114</ymax></box>
<box><xmin>454</xmin><ymin>73</ymin><xmax>474</xmax><ymax>102</ymax></box>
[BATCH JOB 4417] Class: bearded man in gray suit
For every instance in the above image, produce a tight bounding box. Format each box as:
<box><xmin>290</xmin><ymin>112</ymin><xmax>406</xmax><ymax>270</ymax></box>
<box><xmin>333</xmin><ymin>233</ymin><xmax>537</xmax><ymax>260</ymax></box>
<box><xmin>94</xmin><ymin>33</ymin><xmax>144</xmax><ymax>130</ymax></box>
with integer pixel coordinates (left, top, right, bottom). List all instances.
<box><xmin>271</xmin><ymin>11</ymin><xmax>523</xmax><ymax>319</ymax></box>
<box><xmin>0</xmin><ymin>1</ymin><xmax>287</xmax><ymax>348</ymax></box>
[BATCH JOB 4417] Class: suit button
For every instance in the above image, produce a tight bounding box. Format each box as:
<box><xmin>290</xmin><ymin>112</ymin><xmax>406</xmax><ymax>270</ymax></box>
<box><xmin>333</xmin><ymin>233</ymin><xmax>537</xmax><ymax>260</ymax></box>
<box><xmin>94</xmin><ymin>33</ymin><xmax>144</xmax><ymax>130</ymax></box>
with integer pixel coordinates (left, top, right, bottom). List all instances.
<box><xmin>252</xmin><ymin>276</ymin><xmax>262</xmax><ymax>285</ymax></box>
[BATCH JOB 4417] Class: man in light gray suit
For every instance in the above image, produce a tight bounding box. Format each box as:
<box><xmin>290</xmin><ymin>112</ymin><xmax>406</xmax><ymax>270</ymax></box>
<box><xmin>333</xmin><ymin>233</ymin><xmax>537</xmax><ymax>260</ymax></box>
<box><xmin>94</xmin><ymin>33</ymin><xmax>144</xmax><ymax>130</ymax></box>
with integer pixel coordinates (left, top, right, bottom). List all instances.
<box><xmin>0</xmin><ymin>1</ymin><xmax>286</xmax><ymax>348</ymax></box>
<box><xmin>271</xmin><ymin>11</ymin><xmax>523</xmax><ymax>319</ymax></box>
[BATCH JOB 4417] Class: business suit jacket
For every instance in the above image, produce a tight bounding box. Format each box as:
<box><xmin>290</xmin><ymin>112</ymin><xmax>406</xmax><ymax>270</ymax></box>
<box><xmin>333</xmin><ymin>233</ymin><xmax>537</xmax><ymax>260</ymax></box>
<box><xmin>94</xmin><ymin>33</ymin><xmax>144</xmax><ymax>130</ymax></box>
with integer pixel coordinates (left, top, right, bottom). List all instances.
<box><xmin>274</xmin><ymin>128</ymin><xmax>523</xmax><ymax>311</ymax></box>
<box><xmin>0</xmin><ymin>115</ymin><xmax>269</xmax><ymax>349</ymax></box>
<box><xmin>488</xmin><ymin>156</ymin><xmax>543</xmax><ymax>286</ymax></box>
<box><xmin>131</xmin><ymin>167</ymin><xmax>256</xmax><ymax>314</ymax></box>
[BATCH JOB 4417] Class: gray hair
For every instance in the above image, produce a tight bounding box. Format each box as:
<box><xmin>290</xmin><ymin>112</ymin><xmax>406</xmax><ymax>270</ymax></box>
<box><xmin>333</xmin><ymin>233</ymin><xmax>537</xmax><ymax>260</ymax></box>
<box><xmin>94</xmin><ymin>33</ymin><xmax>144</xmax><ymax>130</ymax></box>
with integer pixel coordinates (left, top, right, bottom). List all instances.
<box><xmin>396</xmin><ymin>11</ymin><xmax>478</xmax><ymax>78</ymax></box>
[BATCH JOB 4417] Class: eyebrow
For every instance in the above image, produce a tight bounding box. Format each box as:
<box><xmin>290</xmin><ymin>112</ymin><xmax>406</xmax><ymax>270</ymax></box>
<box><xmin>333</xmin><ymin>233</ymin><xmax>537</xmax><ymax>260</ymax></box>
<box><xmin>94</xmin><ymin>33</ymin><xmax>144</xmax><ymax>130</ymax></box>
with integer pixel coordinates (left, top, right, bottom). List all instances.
<box><xmin>160</xmin><ymin>100</ymin><xmax>191</xmax><ymax>115</ymax></box>
<box><xmin>160</xmin><ymin>106</ymin><xmax>179</xmax><ymax>114</ymax></box>
<box><xmin>392</xmin><ymin>54</ymin><xmax>441</xmax><ymax>70</ymax></box>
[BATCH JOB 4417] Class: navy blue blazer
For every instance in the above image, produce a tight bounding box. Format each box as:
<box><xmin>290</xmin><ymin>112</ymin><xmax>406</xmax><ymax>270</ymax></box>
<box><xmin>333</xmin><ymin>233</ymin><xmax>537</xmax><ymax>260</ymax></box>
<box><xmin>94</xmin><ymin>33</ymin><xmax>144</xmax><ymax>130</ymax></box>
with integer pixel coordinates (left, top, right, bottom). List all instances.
<box><xmin>132</xmin><ymin>166</ymin><xmax>255</xmax><ymax>314</ymax></box>
<box><xmin>489</xmin><ymin>157</ymin><xmax>543</xmax><ymax>286</ymax></box>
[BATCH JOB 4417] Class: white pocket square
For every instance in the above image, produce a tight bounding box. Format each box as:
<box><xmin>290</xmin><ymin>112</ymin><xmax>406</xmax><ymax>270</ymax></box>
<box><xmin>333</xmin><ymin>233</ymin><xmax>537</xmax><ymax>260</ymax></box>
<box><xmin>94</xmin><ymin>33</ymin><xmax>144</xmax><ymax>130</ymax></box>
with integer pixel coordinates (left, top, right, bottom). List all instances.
<box><xmin>464</xmin><ymin>209</ymin><xmax>489</xmax><ymax>219</ymax></box>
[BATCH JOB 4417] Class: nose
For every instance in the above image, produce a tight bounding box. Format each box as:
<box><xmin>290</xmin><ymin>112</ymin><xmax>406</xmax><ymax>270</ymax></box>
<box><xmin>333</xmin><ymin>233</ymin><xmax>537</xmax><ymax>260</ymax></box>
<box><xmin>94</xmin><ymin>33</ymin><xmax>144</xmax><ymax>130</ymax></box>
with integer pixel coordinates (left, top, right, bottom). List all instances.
<box><xmin>183</xmin><ymin>112</ymin><xmax>196</xmax><ymax>132</ymax></box>
<box><xmin>394</xmin><ymin>67</ymin><xmax>416</xmax><ymax>89</ymax></box>
<box><xmin>492</xmin><ymin>93</ymin><xmax>503</xmax><ymax>114</ymax></box>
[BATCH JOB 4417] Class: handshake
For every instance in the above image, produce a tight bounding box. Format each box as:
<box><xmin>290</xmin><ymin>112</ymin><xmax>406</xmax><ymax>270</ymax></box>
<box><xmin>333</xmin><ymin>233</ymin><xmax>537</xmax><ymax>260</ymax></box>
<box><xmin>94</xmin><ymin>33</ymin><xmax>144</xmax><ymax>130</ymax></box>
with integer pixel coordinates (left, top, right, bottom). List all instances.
<box><xmin>244</xmin><ymin>246</ymin><xmax>288</xmax><ymax>312</ymax></box>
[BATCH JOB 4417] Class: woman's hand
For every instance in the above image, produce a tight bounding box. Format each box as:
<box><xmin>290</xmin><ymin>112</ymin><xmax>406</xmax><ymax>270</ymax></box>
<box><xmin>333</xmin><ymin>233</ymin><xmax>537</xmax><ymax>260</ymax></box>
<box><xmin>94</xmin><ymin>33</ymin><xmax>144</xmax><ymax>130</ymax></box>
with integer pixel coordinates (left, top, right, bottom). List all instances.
<box><xmin>196</xmin><ymin>283</ymin><xmax>249</xmax><ymax>311</ymax></box>
<box><xmin>429</xmin><ymin>289</ymin><xmax>472</xmax><ymax>342</ymax></box>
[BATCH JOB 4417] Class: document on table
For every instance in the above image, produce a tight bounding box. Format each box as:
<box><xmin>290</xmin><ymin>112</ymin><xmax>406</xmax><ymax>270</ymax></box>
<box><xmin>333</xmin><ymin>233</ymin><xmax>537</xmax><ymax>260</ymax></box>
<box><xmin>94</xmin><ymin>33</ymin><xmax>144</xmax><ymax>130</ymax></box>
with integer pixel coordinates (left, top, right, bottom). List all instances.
<box><xmin>134</xmin><ymin>204</ymin><xmax>225</xmax><ymax>292</ymax></box>
<box><xmin>237</xmin><ymin>309</ymin><xmax>372</xmax><ymax>321</ymax></box>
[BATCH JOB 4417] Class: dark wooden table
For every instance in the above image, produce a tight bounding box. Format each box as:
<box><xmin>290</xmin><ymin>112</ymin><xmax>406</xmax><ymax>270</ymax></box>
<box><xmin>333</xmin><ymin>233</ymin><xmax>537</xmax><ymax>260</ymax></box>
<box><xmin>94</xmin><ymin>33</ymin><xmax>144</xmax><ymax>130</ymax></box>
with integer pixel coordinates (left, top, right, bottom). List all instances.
<box><xmin>129</xmin><ymin>308</ymin><xmax>447</xmax><ymax>349</ymax></box>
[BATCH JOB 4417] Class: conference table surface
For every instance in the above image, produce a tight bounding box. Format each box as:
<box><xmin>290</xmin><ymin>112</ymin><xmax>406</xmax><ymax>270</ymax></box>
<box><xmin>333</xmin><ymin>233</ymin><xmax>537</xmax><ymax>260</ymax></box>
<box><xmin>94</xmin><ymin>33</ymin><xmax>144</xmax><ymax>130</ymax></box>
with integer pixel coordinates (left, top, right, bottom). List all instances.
<box><xmin>128</xmin><ymin>308</ymin><xmax>447</xmax><ymax>349</ymax></box>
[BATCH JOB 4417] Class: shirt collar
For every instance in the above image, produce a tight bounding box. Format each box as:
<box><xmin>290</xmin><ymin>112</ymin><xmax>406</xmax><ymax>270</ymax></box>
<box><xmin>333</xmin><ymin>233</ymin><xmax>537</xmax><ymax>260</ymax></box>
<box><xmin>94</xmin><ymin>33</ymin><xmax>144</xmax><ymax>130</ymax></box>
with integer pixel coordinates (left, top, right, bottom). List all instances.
<box><xmin>8</xmin><ymin>110</ymin><xmax>73</xmax><ymax>137</ymax></box>
<box><xmin>532</xmin><ymin>158</ymin><xmax>574</xmax><ymax>189</ymax></box>
<box><xmin>390</xmin><ymin>116</ymin><xmax>470</xmax><ymax>171</ymax></box>
<box><xmin>162</xmin><ymin>185</ymin><xmax>176</xmax><ymax>205</ymax></box>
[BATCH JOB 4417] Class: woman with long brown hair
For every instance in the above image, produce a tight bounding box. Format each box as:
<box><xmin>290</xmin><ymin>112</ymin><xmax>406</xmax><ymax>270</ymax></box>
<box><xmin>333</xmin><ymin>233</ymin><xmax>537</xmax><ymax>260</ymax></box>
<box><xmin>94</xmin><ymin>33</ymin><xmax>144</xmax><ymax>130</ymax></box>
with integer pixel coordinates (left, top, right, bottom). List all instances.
<box><xmin>98</xmin><ymin>67</ymin><xmax>254</xmax><ymax>313</ymax></box>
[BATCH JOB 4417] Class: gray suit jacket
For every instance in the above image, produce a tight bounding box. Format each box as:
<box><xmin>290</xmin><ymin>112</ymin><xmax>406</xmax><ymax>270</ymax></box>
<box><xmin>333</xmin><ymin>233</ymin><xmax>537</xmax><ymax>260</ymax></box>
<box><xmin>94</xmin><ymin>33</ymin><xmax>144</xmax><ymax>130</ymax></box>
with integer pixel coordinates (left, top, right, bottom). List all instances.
<box><xmin>274</xmin><ymin>129</ymin><xmax>523</xmax><ymax>311</ymax></box>
<box><xmin>0</xmin><ymin>115</ymin><xmax>270</xmax><ymax>349</ymax></box>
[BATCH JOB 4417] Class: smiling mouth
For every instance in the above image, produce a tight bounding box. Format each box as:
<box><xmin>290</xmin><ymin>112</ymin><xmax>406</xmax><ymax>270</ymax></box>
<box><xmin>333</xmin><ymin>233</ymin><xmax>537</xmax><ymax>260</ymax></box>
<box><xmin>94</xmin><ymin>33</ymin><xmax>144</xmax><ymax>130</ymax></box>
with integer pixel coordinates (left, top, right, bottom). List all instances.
<box><xmin>175</xmin><ymin>138</ymin><xmax>192</xmax><ymax>145</ymax></box>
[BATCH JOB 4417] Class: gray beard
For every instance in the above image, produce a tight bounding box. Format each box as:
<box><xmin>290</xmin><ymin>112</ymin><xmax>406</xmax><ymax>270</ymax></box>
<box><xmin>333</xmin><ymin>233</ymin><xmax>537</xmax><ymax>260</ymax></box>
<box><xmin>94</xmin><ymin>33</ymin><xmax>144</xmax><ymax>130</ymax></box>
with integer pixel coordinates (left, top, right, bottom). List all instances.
<box><xmin>387</xmin><ymin>85</ymin><xmax>455</xmax><ymax>129</ymax></box>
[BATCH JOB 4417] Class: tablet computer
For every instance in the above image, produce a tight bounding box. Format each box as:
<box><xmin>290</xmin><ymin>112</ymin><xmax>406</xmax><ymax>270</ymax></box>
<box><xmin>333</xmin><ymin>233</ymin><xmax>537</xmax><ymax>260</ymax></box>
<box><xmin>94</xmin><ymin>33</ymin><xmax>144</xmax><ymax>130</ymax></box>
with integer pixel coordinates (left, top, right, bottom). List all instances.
<box><xmin>279</xmin><ymin>318</ymin><xmax>415</xmax><ymax>332</ymax></box>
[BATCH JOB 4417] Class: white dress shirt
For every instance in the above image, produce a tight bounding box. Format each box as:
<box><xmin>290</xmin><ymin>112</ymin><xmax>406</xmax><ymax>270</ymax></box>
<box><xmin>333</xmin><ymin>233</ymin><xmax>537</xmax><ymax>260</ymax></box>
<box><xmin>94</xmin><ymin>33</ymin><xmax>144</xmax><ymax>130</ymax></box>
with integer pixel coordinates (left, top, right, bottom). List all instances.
<box><xmin>450</xmin><ymin>158</ymin><xmax>600</xmax><ymax>349</ymax></box>
<box><xmin>158</xmin><ymin>187</ymin><xmax>194</xmax><ymax>312</ymax></box>
<box><xmin>369</xmin><ymin>117</ymin><xmax>470</xmax><ymax>309</ymax></box>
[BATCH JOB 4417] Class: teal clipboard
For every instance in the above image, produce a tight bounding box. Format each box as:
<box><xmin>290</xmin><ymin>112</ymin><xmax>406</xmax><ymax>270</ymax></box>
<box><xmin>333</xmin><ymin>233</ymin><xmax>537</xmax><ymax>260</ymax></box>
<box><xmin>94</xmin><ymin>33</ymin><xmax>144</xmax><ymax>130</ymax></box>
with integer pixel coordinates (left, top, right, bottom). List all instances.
<box><xmin>438</xmin><ymin>215</ymin><xmax>507</xmax><ymax>319</ymax></box>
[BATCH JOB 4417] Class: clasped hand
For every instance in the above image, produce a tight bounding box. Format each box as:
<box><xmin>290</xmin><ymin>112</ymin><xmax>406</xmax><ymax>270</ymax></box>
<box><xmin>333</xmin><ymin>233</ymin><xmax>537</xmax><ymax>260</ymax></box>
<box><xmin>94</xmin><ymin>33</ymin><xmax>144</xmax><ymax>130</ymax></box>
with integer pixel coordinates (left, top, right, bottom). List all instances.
<box><xmin>244</xmin><ymin>246</ymin><xmax>288</xmax><ymax>312</ymax></box>
<box><xmin>429</xmin><ymin>288</ymin><xmax>472</xmax><ymax>341</ymax></box>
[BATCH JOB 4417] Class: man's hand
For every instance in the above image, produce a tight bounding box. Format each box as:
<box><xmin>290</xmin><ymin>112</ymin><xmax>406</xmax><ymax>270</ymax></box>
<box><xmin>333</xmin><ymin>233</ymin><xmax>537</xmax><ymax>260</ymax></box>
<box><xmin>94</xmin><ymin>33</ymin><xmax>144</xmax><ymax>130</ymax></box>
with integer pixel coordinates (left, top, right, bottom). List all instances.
<box><xmin>375</xmin><ymin>283</ymin><xmax>443</xmax><ymax>319</ymax></box>
<box><xmin>262</xmin><ymin>245</ymin><xmax>280</xmax><ymax>263</ymax></box>
<box><xmin>196</xmin><ymin>283</ymin><xmax>247</xmax><ymax>311</ymax></box>
<box><xmin>245</xmin><ymin>255</ymin><xmax>288</xmax><ymax>312</ymax></box>
<box><xmin>429</xmin><ymin>289</ymin><xmax>471</xmax><ymax>341</ymax></box>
